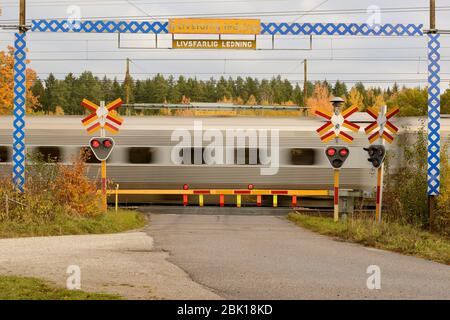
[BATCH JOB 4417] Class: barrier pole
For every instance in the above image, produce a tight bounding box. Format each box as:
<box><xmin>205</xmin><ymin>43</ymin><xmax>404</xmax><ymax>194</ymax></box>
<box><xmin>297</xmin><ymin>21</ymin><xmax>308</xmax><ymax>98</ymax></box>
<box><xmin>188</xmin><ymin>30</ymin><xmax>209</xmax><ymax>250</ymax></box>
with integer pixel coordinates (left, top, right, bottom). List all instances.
<box><xmin>101</xmin><ymin>160</ymin><xmax>107</xmax><ymax>212</ymax></box>
<box><xmin>115</xmin><ymin>184</ymin><xmax>119</xmax><ymax>213</ymax></box>
<box><xmin>199</xmin><ymin>194</ymin><xmax>204</xmax><ymax>207</ymax></box>
<box><xmin>292</xmin><ymin>195</ymin><xmax>297</xmax><ymax>207</ymax></box>
<box><xmin>257</xmin><ymin>195</ymin><xmax>262</xmax><ymax>207</ymax></box>
<box><xmin>236</xmin><ymin>194</ymin><xmax>241</xmax><ymax>208</ymax></box>
<box><xmin>220</xmin><ymin>194</ymin><xmax>225</xmax><ymax>207</ymax></box>
<box><xmin>183</xmin><ymin>194</ymin><xmax>188</xmax><ymax>206</ymax></box>
<box><xmin>273</xmin><ymin>195</ymin><xmax>278</xmax><ymax>208</ymax></box>
<box><xmin>334</xmin><ymin>169</ymin><xmax>340</xmax><ymax>222</ymax></box>
<box><xmin>375</xmin><ymin>165</ymin><xmax>384</xmax><ymax>223</ymax></box>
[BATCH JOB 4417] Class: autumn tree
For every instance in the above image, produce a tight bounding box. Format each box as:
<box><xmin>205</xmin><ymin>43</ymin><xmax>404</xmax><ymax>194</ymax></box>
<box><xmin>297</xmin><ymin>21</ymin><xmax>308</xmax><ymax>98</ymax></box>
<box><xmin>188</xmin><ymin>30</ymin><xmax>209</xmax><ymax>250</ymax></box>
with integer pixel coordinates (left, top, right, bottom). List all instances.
<box><xmin>306</xmin><ymin>83</ymin><xmax>332</xmax><ymax>115</ymax></box>
<box><xmin>386</xmin><ymin>88</ymin><xmax>427</xmax><ymax>116</ymax></box>
<box><xmin>0</xmin><ymin>46</ymin><xmax>39</xmax><ymax>115</ymax></box>
<box><xmin>346</xmin><ymin>87</ymin><xmax>364</xmax><ymax>111</ymax></box>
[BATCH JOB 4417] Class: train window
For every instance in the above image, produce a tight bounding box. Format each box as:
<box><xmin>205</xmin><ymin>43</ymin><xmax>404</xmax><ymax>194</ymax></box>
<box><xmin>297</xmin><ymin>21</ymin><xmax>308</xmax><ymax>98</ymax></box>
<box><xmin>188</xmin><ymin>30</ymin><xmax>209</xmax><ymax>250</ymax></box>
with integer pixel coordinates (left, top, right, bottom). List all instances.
<box><xmin>181</xmin><ymin>148</ymin><xmax>206</xmax><ymax>165</ymax></box>
<box><xmin>128</xmin><ymin>147</ymin><xmax>154</xmax><ymax>164</ymax></box>
<box><xmin>80</xmin><ymin>147</ymin><xmax>101</xmax><ymax>164</ymax></box>
<box><xmin>36</xmin><ymin>147</ymin><xmax>62</xmax><ymax>162</ymax></box>
<box><xmin>0</xmin><ymin>146</ymin><xmax>9</xmax><ymax>163</ymax></box>
<box><xmin>290</xmin><ymin>148</ymin><xmax>315</xmax><ymax>165</ymax></box>
<box><xmin>235</xmin><ymin>148</ymin><xmax>260</xmax><ymax>165</ymax></box>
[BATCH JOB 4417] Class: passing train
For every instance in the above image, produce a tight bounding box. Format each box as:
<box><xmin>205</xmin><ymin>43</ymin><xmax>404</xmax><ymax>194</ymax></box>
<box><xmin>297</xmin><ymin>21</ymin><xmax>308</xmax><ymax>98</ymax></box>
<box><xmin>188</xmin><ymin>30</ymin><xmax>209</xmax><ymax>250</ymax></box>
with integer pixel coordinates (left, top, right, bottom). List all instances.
<box><xmin>0</xmin><ymin>114</ymin><xmax>449</xmax><ymax>205</ymax></box>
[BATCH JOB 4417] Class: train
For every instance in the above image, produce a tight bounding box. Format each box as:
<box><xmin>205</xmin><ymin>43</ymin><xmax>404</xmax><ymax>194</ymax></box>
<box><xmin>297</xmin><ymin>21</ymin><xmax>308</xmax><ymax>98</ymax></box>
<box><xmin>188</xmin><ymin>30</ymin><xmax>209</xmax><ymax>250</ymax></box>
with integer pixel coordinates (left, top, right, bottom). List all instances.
<box><xmin>0</xmin><ymin>114</ymin><xmax>449</xmax><ymax>206</ymax></box>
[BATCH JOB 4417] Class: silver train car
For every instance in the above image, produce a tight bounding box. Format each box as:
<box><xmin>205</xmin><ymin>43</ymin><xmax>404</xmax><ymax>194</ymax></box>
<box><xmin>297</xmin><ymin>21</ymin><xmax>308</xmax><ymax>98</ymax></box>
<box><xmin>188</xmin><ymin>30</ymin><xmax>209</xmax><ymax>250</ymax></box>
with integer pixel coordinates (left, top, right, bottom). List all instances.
<box><xmin>0</xmin><ymin>115</ymin><xmax>449</xmax><ymax>204</ymax></box>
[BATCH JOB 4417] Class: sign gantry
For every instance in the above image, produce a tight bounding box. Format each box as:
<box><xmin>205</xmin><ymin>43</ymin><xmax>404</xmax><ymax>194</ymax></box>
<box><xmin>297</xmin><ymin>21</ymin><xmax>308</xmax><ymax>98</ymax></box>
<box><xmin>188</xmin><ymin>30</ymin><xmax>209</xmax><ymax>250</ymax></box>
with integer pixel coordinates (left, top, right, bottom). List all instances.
<box><xmin>9</xmin><ymin>16</ymin><xmax>439</xmax><ymax>200</ymax></box>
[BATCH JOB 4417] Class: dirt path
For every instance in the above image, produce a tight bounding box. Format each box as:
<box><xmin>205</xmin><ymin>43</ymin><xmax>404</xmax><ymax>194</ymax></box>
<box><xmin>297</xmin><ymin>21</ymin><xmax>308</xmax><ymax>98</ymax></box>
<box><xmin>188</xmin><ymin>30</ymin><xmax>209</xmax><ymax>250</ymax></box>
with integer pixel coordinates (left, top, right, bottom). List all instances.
<box><xmin>0</xmin><ymin>232</ymin><xmax>220</xmax><ymax>300</ymax></box>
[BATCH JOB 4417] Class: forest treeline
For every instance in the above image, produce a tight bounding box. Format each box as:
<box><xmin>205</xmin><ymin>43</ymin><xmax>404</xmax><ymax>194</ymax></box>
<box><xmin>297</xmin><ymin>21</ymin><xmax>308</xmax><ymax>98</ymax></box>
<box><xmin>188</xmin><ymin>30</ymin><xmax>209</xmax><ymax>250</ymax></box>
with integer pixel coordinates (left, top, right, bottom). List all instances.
<box><xmin>29</xmin><ymin>72</ymin><xmax>450</xmax><ymax>116</ymax></box>
<box><xmin>1</xmin><ymin>46</ymin><xmax>450</xmax><ymax>116</ymax></box>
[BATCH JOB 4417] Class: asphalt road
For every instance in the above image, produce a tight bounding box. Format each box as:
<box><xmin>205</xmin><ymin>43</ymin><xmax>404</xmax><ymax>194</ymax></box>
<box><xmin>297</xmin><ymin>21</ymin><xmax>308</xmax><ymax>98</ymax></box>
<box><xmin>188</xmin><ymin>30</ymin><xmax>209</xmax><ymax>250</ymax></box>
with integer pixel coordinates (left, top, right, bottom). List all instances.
<box><xmin>145</xmin><ymin>212</ymin><xmax>450</xmax><ymax>300</ymax></box>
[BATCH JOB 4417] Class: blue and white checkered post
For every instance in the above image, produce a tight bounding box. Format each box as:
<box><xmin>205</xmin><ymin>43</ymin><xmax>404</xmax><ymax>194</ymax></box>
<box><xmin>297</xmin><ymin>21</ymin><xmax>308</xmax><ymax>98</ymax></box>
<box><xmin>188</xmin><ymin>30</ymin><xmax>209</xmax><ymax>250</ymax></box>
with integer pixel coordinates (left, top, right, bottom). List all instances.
<box><xmin>13</xmin><ymin>32</ymin><xmax>27</xmax><ymax>192</ymax></box>
<box><xmin>427</xmin><ymin>34</ymin><xmax>441</xmax><ymax>196</ymax></box>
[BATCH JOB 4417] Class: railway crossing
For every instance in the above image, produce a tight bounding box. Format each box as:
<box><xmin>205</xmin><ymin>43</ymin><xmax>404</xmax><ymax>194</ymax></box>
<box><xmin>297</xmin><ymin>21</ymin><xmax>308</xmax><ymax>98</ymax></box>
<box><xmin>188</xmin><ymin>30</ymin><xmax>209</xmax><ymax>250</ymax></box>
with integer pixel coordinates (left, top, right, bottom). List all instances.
<box><xmin>1</xmin><ymin>1</ymin><xmax>444</xmax><ymax>221</ymax></box>
<box><xmin>314</xmin><ymin>98</ymin><xmax>360</xmax><ymax>222</ymax></box>
<box><xmin>81</xmin><ymin>98</ymin><xmax>124</xmax><ymax>211</ymax></box>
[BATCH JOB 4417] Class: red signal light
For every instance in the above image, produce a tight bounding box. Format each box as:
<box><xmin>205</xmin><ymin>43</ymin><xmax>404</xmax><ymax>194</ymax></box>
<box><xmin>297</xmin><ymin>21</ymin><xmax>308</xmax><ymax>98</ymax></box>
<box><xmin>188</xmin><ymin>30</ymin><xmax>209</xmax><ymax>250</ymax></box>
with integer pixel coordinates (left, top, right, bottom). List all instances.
<box><xmin>326</xmin><ymin>148</ymin><xmax>336</xmax><ymax>156</ymax></box>
<box><xmin>248</xmin><ymin>184</ymin><xmax>254</xmax><ymax>190</ymax></box>
<box><xmin>183</xmin><ymin>184</ymin><xmax>189</xmax><ymax>190</ymax></box>
<box><xmin>339</xmin><ymin>148</ymin><xmax>349</xmax><ymax>157</ymax></box>
<box><xmin>91</xmin><ymin>139</ymin><xmax>101</xmax><ymax>149</ymax></box>
<box><xmin>103</xmin><ymin>139</ymin><xmax>113</xmax><ymax>148</ymax></box>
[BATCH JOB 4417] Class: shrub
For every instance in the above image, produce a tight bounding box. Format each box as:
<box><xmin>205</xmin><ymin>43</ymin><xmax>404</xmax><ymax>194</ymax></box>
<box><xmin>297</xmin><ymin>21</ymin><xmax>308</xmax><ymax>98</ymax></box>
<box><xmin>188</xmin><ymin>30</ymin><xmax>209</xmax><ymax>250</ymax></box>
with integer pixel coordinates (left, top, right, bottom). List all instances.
<box><xmin>52</xmin><ymin>150</ymin><xmax>101</xmax><ymax>217</ymax></box>
<box><xmin>384</xmin><ymin>125</ymin><xmax>450</xmax><ymax>236</ymax></box>
<box><xmin>0</xmin><ymin>150</ymin><xmax>101</xmax><ymax>224</ymax></box>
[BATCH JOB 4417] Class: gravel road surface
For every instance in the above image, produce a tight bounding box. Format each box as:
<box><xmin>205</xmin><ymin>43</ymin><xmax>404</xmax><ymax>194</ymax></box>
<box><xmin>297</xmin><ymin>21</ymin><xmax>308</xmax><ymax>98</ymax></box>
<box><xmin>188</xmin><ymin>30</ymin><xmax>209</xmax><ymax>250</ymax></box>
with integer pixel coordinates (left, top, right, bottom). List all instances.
<box><xmin>0</xmin><ymin>232</ymin><xmax>220</xmax><ymax>300</ymax></box>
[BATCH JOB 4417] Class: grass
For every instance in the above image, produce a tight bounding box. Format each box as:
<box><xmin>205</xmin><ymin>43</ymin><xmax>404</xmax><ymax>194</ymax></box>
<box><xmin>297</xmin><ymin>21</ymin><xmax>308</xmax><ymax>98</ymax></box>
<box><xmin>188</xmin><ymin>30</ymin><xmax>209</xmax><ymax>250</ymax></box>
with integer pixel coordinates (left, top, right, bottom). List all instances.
<box><xmin>288</xmin><ymin>212</ymin><xmax>450</xmax><ymax>265</ymax></box>
<box><xmin>0</xmin><ymin>209</ymin><xmax>147</xmax><ymax>239</ymax></box>
<box><xmin>0</xmin><ymin>275</ymin><xmax>120</xmax><ymax>300</ymax></box>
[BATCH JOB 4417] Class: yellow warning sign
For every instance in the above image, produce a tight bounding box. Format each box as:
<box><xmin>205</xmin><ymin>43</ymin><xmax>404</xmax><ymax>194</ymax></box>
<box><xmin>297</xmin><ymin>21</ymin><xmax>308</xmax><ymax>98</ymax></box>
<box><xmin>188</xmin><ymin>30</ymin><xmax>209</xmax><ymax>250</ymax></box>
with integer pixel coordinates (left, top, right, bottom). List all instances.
<box><xmin>169</xmin><ymin>18</ymin><xmax>261</xmax><ymax>35</ymax></box>
<box><xmin>173</xmin><ymin>39</ymin><xmax>256</xmax><ymax>50</ymax></box>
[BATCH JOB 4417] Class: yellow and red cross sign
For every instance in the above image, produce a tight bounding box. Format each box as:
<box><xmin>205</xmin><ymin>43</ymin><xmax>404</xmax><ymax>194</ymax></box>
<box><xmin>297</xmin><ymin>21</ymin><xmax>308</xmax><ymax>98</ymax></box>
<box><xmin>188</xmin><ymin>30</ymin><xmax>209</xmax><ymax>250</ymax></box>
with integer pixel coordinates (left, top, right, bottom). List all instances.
<box><xmin>365</xmin><ymin>107</ymin><xmax>399</xmax><ymax>143</ymax></box>
<box><xmin>314</xmin><ymin>106</ymin><xmax>360</xmax><ymax>143</ymax></box>
<box><xmin>81</xmin><ymin>98</ymin><xmax>124</xmax><ymax>134</ymax></box>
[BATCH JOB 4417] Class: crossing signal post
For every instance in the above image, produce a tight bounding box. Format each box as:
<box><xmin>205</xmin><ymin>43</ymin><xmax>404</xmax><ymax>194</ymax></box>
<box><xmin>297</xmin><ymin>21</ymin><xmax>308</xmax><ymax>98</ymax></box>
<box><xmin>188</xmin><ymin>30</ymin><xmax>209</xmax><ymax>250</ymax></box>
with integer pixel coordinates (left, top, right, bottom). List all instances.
<box><xmin>363</xmin><ymin>145</ymin><xmax>386</xmax><ymax>169</ymax></box>
<box><xmin>326</xmin><ymin>146</ymin><xmax>350</xmax><ymax>220</ymax></box>
<box><xmin>81</xmin><ymin>98</ymin><xmax>124</xmax><ymax>212</ymax></box>
<box><xmin>364</xmin><ymin>106</ymin><xmax>399</xmax><ymax>223</ymax></box>
<box><xmin>325</xmin><ymin>146</ymin><xmax>350</xmax><ymax>169</ymax></box>
<box><xmin>314</xmin><ymin>98</ymin><xmax>360</xmax><ymax>222</ymax></box>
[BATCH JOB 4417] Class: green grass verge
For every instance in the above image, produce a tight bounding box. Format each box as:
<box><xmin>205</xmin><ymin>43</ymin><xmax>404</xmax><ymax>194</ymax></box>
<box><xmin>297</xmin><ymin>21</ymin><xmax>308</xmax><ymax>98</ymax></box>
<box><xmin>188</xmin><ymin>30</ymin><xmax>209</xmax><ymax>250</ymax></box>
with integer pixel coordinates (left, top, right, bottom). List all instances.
<box><xmin>288</xmin><ymin>213</ymin><xmax>450</xmax><ymax>265</ymax></box>
<box><xmin>0</xmin><ymin>275</ymin><xmax>120</xmax><ymax>300</ymax></box>
<box><xmin>0</xmin><ymin>209</ymin><xmax>147</xmax><ymax>239</ymax></box>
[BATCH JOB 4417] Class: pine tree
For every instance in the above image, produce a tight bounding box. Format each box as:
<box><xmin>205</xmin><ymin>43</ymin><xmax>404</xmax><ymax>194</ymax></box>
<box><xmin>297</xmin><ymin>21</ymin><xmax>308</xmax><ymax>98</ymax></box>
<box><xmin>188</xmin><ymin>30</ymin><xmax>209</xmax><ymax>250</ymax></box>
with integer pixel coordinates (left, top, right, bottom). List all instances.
<box><xmin>333</xmin><ymin>80</ymin><xmax>348</xmax><ymax>98</ymax></box>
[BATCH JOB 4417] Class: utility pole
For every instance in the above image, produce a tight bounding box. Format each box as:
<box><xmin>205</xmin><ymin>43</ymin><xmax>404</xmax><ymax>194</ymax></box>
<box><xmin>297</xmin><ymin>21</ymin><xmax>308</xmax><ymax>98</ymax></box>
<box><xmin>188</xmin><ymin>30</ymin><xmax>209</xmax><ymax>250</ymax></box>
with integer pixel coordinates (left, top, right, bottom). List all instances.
<box><xmin>19</xmin><ymin>0</ymin><xmax>26</xmax><ymax>32</ymax></box>
<box><xmin>125</xmin><ymin>58</ymin><xmax>131</xmax><ymax>104</ymax></box>
<box><xmin>303</xmin><ymin>59</ymin><xmax>308</xmax><ymax>115</ymax></box>
<box><xmin>428</xmin><ymin>0</ymin><xmax>436</xmax><ymax>231</ymax></box>
<box><xmin>430</xmin><ymin>0</ymin><xmax>436</xmax><ymax>32</ymax></box>
<box><xmin>124</xmin><ymin>58</ymin><xmax>131</xmax><ymax>115</ymax></box>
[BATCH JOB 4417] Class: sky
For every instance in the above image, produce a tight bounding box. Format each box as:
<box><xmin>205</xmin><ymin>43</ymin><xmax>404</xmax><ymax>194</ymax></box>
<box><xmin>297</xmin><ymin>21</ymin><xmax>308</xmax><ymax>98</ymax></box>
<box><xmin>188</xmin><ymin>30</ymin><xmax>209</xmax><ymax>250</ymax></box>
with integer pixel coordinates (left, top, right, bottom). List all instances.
<box><xmin>1</xmin><ymin>0</ymin><xmax>450</xmax><ymax>90</ymax></box>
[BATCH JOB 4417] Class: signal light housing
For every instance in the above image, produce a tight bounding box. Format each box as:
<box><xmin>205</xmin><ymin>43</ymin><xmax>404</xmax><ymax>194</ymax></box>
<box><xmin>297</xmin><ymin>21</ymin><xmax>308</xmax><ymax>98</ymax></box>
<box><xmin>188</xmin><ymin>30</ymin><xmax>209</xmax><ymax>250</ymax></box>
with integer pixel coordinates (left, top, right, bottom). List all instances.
<box><xmin>88</xmin><ymin>137</ymin><xmax>115</xmax><ymax>161</ymax></box>
<box><xmin>363</xmin><ymin>145</ymin><xmax>386</xmax><ymax>168</ymax></box>
<box><xmin>103</xmin><ymin>139</ymin><xmax>113</xmax><ymax>148</ymax></box>
<box><xmin>339</xmin><ymin>148</ymin><xmax>348</xmax><ymax>157</ymax></box>
<box><xmin>325</xmin><ymin>146</ymin><xmax>350</xmax><ymax>169</ymax></box>
<box><xmin>326</xmin><ymin>148</ymin><xmax>336</xmax><ymax>156</ymax></box>
<box><xmin>90</xmin><ymin>139</ymin><xmax>101</xmax><ymax>149</ymax></box>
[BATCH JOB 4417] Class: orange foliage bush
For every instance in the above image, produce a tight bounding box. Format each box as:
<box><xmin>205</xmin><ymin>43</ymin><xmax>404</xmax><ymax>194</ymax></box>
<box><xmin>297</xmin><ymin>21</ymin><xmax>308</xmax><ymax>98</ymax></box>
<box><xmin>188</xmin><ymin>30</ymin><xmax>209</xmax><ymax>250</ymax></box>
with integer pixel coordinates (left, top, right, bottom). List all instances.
<box><xmin>53</xmin><ymin>151</ymin><xmax>101</xmax><ymax>217</ymax></box>
<box><xmin>0</xmin><ymin>151</ymin><xmax>101</xmax><ymax>223</ymax></box>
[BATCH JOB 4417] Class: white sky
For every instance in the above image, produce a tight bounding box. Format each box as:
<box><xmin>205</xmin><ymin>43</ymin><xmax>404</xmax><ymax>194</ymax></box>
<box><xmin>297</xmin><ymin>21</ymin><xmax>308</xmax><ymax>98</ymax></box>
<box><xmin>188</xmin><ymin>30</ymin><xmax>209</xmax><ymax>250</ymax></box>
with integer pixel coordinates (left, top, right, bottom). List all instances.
<box><xmin>1</xmin><ymin>0</ymin><xmax>450</xmax><ymax>90</ymax></box>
